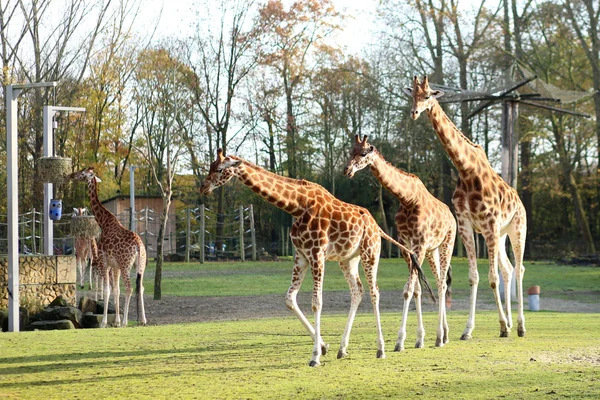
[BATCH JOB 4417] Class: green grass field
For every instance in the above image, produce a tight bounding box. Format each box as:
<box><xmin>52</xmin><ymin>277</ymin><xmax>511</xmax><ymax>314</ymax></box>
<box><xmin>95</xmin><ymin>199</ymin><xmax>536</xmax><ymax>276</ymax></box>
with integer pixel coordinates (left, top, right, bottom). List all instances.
<box><xmin>1</xmin><ymin>258</ymin><xmax>599</xmax><ymax>399</ymax></box>
<box><xmin>1</xmin><ymin>312</ymin><xmax>598</xmax><ymax>399</ymax></box>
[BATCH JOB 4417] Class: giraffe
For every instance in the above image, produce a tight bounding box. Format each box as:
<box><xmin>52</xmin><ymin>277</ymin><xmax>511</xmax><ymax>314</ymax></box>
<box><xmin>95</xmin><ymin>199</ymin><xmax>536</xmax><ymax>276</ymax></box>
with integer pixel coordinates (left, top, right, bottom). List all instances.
<box><xmin>200</xmin><ymin>149</ymin><xmax>434</xmax><ymax>367</ymax></box>
<box><xmin>73</xmin><ymin>207</ymin><xmax>97</xmax><ymax>290</ymax></box>
<box><xmin>405</xmin><ymin>75</ymin><xmax>527</xmax><ymax>339</ymax></box>
<box><xmin>70</xmin><ymin>167</ymin><xmax>147</xmax><ymax>328</ymax></box>
<box><xmin>344</xmin><ymin>134</ymin><xmax>457</xmax><ymax>350</ymax></box>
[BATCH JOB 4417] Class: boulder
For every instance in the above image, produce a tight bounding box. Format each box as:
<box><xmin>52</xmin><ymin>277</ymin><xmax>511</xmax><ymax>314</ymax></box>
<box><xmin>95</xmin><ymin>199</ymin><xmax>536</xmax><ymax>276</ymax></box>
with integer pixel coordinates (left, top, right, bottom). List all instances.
<box><xmin>29</xmin><ymin>320</ymin><xmax>75</xmax><ymax>330</ymax></box>
<box><xmin>82</xmin><ymin>312</ymin><xmax>117</xmax><ymax>328</ymax></box>
<box><xmin>96</xmin><ymin>300</ymin><xmax>117</xmax><ymax>314</ymax></box>
<box><xmin>48</xmin><ymin>295</ymin><xmax>69</xmax><ymax>308</ymax></box>
<box><xmin>0</xmin><ymin>309</ymin><xmax>7</xmax><ymax>332</ymax></box>
<box><xmin>78</xmin><ymin>296</ymin><xmax>97</xmax><ymax>314</ymax></box>
<box><xmin>2</xmin><ymin>307</ymin><xmax>29</xmax><ymax>332</ymax></box>
<box><xmin>36</xmin><ymin>306</ymin><xmax>83</xmax><ymax>328</ymax></box>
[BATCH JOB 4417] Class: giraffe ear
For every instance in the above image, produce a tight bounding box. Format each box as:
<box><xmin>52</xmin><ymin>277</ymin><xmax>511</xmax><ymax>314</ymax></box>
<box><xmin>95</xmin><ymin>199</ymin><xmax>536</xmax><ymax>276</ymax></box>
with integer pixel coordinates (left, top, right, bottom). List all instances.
<box><xmin>402</xmin><ymin>87</ymin><xmax>413</xmax><ymax>97</ymax></box>
<box><xmin>431</xmin><ymin>90</ymin><xmax>445</xmax><ymax>98</ymax></box>
<box><xmin>354</xmin><ymin>134</ymin><xmax>360</xmax><ymax>144</ymax></box>
<box><xmin>94</xmin><ymin>176</ymin><xmax>102</xmax><ymax>183</ymax></box>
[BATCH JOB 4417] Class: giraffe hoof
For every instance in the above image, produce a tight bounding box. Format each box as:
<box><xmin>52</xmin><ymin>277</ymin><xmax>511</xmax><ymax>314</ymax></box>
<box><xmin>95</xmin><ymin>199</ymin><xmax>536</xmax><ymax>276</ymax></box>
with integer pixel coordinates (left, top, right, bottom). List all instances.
<box><xmin>376</xmin><ymin>350</ymin><xmax>386</xmax><ymax>359</ymax></box>
<box><xmin>321</xmin><ymin>343</ymin><xmax>329</xmax><ymax>356</ymax></box>
<box><xmin>460</xmin><ymin>333</ymin><xmax>472</xmax><ymax>340</ymax></box>
<box><xmin>393</xmin><ymin>344</ymin><xmax>404</xmax><ymax>352</ymax></box>
<box><xmin>308</xmin><ymin>360</ymin><xmax>320</xmax><ymax>367</ymax></box>
<box><xmin>435</xmin><ymin>338</ymin><xmax>444</xmax><ymax>347</ymax></box>
<box><xmin>415</xmin><ymin>341</ymin><xmax>424</xmax><ymax>349</ymax></box>
<box><xmin>337</xmin><ymin>350</ymin><xmax>347</xmax><ymax>359</ymax></box>
<box><xmin>499</xmin><ymin>331</ymin><xmax>509</xmax><ymax>338</ymax></box>
<box><xmin>518</xmin><ymin>328</ymin><xmax>526</xmax><ymax>337</ymax></box>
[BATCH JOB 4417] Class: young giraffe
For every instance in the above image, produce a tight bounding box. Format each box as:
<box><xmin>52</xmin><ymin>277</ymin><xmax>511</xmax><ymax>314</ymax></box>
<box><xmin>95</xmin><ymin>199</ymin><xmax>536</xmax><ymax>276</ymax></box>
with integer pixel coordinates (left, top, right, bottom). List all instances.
<box><xmin>405</xmin><ymin>75</ymin><xmax>527</xmax><ymax>339</ymax></box>
<box><xmin>200</xmin><ymin>149</ymin><xmax>433</xmax><ymax>367</ymax></box>
<box><xmin>344</xmin><ymin>135</ymin><xmax>456</xmax><ymax>350</ymax></box>
<box><xmin>70</xmin><ymin>167</ymin><xmax>147</xmax><ymax>328</ymax></box>
<box><xmin>73</xmin><ymin>207</ymin><xmax>97</xmax><ymax>290</ymax></box>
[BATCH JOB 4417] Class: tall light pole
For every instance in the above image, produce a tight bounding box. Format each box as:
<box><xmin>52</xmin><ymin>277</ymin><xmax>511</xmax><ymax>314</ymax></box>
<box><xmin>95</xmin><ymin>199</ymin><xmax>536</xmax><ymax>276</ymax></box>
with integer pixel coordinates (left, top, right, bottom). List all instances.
<box><xmin>130</xmin><ymin>165</ymin><xmax>137</xmax><ymax>232</ymax></box>
<box><xmin>6</xmin><ymin>82</ymin><xmax>57</xmax><ymax>332</ymax></box>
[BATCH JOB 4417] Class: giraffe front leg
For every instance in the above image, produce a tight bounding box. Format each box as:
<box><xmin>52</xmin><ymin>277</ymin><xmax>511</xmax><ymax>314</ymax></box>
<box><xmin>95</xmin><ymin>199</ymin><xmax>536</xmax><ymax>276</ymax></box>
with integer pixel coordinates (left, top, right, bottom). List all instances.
<box><xmin>426</xmin><ymin>248</ymin><xmax>446</xmax><ymax>348</ymax></box>
<box><xmin>285</xmin><ymin>253</ymin><xmax>328</xmax><ymax>361</ymax></box>
<box><xmin>112</xmin><ymin>269</ymin><xmax>122</xmax><ymax>327</ymax></box>
<box><xmin>395</xmin><ymin>275</ymin><xmax>415</xmax><ymax>352</ymax></box>
<box><xmin>498</xmin><ymin>235</ymin><xmax>514</xmax><ymax>329</ymax></box>
<box><xmin>414</xmin><ymin>281</ymin><xmax>425</xmax><ymax>348</ymax></box>
<box><xmin>101</xmin><ymin>269</ymin><xmax>111</xmax><ymax>328</ymax></box>
<box><xmin>361</xmin><ymin>249</ymin><xmax>385</xmax><ymax>359</ymax></box>
<box><xmin>337</xmin><ymin>256</ymin><xmax>364</xmax><ymax>359</ymax></box>
<box><xmin>458</xmin><ymin>220</ymin><xmax>478</xmax><ymax>340</ymax></box>
<box><xmin>508</xmin><ymin>212</ymin><xmax>527</xmax><ymax>337</ymax></box>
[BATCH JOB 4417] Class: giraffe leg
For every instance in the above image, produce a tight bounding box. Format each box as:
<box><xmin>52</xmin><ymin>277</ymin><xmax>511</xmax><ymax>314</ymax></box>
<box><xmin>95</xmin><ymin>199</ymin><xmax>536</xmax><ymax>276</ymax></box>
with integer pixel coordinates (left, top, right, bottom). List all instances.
<box><xmin>77</xmin><ymin>258</ymin><xmax>85</xmax><ymax>289</ymax></box>
<box><xmin>337</xmin><ymin>255</ymin><xmax>363</xmax><ymax>359</ymax></box>
<box><xmin>361</xmin><ymin>239</ymin><xmax>385</xmax><ymax>359</ymax></box>
<box><xmin>508</xmin><ymin>208</ymin><xmax>527</xmax><ymax>337</ymax></box>
<box><xmin>101</xmin><ymin>268</ymin><xmax>111</xmax><ymax>328</ymax></box>
<box><xmin>308</xmin><ymin>251</ymin><xmax>327</xmax><ymax>367</ymax></box>
<box><xmin>413</xmin><ymin>280</ymin><xmax>425</xmax><ymax>348</ymax></box>
<box><xmin>285</xmin><ymin>253</ymin><xmax>328</xmax><ymax>359</ymax></box>
<box><xmin>121</xmin><ymin>268</ymin><xmax>133</xmax><ymax>328</ymax></box>
<box><xmin>88</xmin><ymin>257</ymin><xmax>93</xmax><ymax>290</ymax></box>
<box><xmin>484</xmin><ymin>231</ymin><xmax>510</xmax><ymax>337</ymax></box>
<box><xmin>440</xmin><ymin>225</ymin><xmax>455</xmax><ymax>344</ymax></box>
<box><xmin>498</xmin><ymin>234</ymin><xmax>514</xmax><ymax>329</ymax></box>
<box><xmin>426</xmin><ymin>249</ymin><xmax>446</xmax><ymax>347</ymax></box>
<box><xmin>458</xmin><ymin>219</ymin><xmax>479</xmax><ymax>340</ymax></box>
<box><xmin>137</xmin><ymin>271</ymin><xmax>147</xmax><ymax>326</ymax></box>
<box><xmin>395</xmin><ymin>248</ymin><xmax>426</xmax><ymax>351</ymax></box>
<box><xmin>112</xmin><ymin>268</ymin><xmax>122</xmax><ymax>327</ymax></box>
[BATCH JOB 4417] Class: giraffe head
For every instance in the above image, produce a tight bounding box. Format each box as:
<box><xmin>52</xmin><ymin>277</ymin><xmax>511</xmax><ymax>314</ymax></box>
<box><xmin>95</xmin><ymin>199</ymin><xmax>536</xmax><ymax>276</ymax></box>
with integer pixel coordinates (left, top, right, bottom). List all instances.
<box><xmin>200</xmin><ymin>149</ymin><xmax>242</xmax><ymax>195</ymax></box>
<box><xmin>69</xmin><ymin>167</ymin><xmax>102</xmax><ymax>183</ymax></box>
<box><xmin>72</xmin><ymin>207</ymin><xmax>87</xmax><ymax>217</ymax></box>
<box><xmin>344</xmin><ymin>135</ymin><xmax>377</xmax><ymax>178</ymax></box>
<box><xmin>403</xmin><ymin>75</ymin><xmax>444</xmax><ymax>120</ymax></box>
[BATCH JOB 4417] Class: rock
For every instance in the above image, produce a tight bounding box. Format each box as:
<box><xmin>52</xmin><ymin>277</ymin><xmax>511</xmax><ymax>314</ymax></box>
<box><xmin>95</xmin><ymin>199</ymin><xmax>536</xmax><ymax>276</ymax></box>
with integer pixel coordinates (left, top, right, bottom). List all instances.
<box><xmin>78</xmin><ymin>296</ymin><xmax>97</xmax><ymax>314</ymax></box>
<box><xmin>36</xmin><ymin>306</ymin><xmax>83</xmax><ymax>328</ymax></box>
<box><xmin>2</xmin><ymin>308</ymin><xmax>29</xmax><ymax>331</ymax></box>
<box><xmin>48</xmin><ymin>295</ymin><xmax>69</xmax><ymax>307</ymax></box>
<box><xmin>28</xmin><ymin>320</ymin><xmax>75</xmax><ymax>330</ymax></box>
<box><xmin>82</xmin><ymin>313</ymin><xmax>117</xmax><ymax>328</ymax></box>
<box><xmin>96</xmin><ymin>300</ymin><xmax>117</xmax><ymax>314</ymax></box>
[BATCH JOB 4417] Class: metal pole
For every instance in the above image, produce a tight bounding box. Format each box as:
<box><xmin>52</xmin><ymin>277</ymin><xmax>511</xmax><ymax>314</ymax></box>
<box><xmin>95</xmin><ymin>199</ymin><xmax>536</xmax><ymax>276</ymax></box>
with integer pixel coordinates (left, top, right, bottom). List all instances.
<box><xmin>199</xmin><ymin>205</ymin><xmax>205</xmax><ymax>264</ymax></box>
<box><xmin>185</xmin><ymin>208</ymin><xmax>191</xmax><ymax>263</ymax></box>
<box><xmin>249</xmin><ymin>204</ymin><xmax>257</xmax><ymax>261</ymax></box>
<box><xmin>239</xmin><ymin>205</ymin><xmax>245</xmax><ymax>262</ymax></box>
<box><xmin>130</xmin><ymin>165</ymin><xmax>136</xmax><ymax>232</ymax></box>
<box><xmin>31</xmin><ymin>208</ymin><xmax>37</xmax><ymax>254</ymax></box>
<box><xmin>7</xmin><ymin>85</ymin><xmax>20</xmax><ymax>332</ymax></box>
<box><xmin>42</xmin><ymin>106</ymin><xmax>54</xmax><ymax>255</ymax></box>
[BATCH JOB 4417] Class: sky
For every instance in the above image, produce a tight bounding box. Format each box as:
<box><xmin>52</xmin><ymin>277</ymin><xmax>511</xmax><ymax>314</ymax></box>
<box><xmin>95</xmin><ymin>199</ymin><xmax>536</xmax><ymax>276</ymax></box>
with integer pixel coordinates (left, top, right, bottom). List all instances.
<box><xmin>142</xmin><ymin>0</ymin><xmax>379</xmax><ymax>55</ymax></box>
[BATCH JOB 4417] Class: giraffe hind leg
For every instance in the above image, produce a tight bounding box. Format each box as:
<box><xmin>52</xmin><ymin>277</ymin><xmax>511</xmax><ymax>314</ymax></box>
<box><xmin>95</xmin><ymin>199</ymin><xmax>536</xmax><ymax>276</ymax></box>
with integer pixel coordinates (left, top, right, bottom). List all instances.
<box><xmin>337</xmin><ymin>256</ymin><xmax>363</xmax><ymax>359</ymax></box>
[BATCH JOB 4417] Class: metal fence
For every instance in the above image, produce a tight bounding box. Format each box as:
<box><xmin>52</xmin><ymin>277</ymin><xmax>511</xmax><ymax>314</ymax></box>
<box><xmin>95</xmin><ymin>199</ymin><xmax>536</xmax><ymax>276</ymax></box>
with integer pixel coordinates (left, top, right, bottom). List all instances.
<box><xmin>0</xmin><ymin>205</ymin><xmax>257</xmax><ymax>262</ymax></box>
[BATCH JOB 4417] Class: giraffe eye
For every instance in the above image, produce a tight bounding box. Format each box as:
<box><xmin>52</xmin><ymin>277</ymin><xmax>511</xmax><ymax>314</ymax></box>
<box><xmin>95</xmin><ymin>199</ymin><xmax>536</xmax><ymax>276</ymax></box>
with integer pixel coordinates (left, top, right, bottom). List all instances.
<box><xmin>425</xmin><ymin>95</ymin><xmax>431</xmax><ymax>100</ymax></box>
<box><xmin>361</xmin><ymin>152</ymin><xmax>368</xmax><ymax>157</ymax></box>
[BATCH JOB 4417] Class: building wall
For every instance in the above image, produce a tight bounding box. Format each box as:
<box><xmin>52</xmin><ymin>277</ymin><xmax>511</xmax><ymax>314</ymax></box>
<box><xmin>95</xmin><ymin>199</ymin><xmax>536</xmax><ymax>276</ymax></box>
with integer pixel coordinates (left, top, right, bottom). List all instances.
<box><xmin>0</xmin><ymin>255</ymin><xmax>76</xmax><ymax>309</ymax></box>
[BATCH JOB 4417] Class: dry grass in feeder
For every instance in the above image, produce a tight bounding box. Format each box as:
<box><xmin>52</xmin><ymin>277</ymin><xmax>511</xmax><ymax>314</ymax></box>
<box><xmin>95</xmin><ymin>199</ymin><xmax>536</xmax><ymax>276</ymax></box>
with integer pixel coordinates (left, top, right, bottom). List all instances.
<box><xmin>71</xmin><ymin>215</ymin><xmax>100</xmax><ymax>238</ymax></box>
<box><xmin>37</xmin><ymin>157</ymin><xmax>72</xmax><ymax>185</ymax></box>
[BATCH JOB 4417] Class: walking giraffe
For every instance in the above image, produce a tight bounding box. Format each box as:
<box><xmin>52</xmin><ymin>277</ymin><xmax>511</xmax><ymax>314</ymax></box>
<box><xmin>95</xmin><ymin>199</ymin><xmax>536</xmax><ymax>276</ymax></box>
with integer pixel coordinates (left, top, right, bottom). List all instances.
<box><xmin>200</xmin><ymin>149</ymin><xmax>433</xmax><ymax>366</ymax></box>
<box><xmin>344</xmin><ymin>134</ymin><xmax>456</xmax><ymax>350</ymax></box>
<box><xmin>70</xmin><ymin>168</ymin><xmax>147</xmax><ymax>328</ymax></box>
<box><xmin>405</xmin><ymin>75</ymin><xmax>527</xmax><ymax>338</ymax></box>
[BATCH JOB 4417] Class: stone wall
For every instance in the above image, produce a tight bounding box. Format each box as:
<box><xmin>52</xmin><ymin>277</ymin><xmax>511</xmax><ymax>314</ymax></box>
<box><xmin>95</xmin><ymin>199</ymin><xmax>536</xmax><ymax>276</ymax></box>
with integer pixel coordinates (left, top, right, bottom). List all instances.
<box><xmin>0</xmin><ymin>256</ymin><xmax>76</xmax><ymax>309</ymax></box>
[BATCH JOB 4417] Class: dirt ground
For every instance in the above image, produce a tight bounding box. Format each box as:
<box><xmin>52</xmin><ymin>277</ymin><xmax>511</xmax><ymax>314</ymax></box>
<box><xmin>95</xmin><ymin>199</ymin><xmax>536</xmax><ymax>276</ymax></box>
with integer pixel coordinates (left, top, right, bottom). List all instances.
<box><xmin>78</xmin><ymin>288</ymin><xmax>599</xmax><ymax>326</ymax></box>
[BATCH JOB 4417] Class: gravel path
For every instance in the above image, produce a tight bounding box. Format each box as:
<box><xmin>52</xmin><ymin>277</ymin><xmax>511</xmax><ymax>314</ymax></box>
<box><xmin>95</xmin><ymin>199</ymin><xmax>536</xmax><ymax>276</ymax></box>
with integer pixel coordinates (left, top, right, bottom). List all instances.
<box><xmin>79</xmin><ymin>288</ymin><xmax>599</xmax><ymax>326</ymax></box>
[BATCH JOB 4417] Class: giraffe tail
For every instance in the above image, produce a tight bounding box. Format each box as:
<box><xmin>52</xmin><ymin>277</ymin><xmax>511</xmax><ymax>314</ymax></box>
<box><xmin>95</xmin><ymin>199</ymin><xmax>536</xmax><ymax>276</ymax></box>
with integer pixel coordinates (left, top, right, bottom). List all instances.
<box><xmin>446</xmin><ymin>265</ymin><xmax>452</xmax><ymax>309</ymax></box>
<box><xmin>380</xmin><ymin>229</ymin><xmax>436</xmax><ymax>305</ymax></box>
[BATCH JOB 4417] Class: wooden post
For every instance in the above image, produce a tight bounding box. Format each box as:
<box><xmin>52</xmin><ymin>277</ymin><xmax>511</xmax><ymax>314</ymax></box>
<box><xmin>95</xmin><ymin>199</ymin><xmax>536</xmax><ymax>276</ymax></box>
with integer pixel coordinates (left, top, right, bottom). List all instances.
<box><xmin>200</xmin><ymin>205</ymin><xmax>205</xmax><ymax>264</ymax></box>
<box><xmin>249</xmin><ymin>204</ymin><xmax>257</xmax><ymax>261</ymax></box>
<box><xmin>281</xmin><ymin>226</ymin><xmax>285</xmax><ymax>256</ymax></box>
<box><xmin>501</xmin><ymin>100</ymin><xmax>519</xmax><ymax>188</ymax></box>
<box><xmin>185</xmin><ymin>207</ymin><xmax>191</xmax><ymax>263</ymax></box>
<box><xmin>239</xmin><ymin>205</ymin><xmax>245</xmax><ymax>262</ymax></box>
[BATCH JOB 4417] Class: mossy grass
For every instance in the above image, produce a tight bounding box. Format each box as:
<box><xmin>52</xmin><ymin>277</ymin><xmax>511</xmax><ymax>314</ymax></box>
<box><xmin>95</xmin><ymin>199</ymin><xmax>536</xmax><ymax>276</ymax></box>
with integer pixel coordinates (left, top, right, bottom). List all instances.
<box><xmin>0</xmin><ymin>312</ymin><xmax>598</xmax><ymax>399</ymax></box>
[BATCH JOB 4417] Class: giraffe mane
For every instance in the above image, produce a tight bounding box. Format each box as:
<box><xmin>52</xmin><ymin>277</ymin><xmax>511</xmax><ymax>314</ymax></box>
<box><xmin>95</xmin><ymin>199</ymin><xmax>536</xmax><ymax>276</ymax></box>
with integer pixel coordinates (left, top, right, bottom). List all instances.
<box><xmin>233</xmin><ymin>157</ymin><xmax>322</xmax><ymax>189</ymax></box>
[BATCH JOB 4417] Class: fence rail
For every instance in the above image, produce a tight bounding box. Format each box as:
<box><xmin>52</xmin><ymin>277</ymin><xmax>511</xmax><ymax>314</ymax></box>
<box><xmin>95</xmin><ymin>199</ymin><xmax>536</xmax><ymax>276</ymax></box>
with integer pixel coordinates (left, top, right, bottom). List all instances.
<box><xmin>0</xmin><ymin>205</ymin><xmax>257</xmax><ymax>263</ymax></box>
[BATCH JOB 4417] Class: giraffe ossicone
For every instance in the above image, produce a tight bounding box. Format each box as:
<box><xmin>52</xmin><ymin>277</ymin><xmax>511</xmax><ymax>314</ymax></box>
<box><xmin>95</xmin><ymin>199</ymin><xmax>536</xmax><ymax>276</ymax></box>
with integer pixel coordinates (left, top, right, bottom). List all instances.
<box><xmin>201</xmin><ymin>149</ymin><xmax>433</xmax><ymax>366</ymax></box>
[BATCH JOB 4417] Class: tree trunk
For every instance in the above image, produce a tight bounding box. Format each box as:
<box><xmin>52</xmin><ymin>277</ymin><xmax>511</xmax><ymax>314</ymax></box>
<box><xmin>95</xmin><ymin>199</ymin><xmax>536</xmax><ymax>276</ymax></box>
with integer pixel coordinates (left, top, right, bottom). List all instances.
<box><xmin>378</xmin><ymin>184</ymin><xmax>391</xmax><ymax>257</ymax></box>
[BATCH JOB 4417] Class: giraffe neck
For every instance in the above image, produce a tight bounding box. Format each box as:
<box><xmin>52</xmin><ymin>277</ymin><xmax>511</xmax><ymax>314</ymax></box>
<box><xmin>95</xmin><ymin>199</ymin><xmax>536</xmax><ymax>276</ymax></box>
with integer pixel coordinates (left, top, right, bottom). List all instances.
<box><xmin>370</xmin><ymin>154</ymin><xmax>421</xmax><ymax>206</ymax></box>
<box><xmin>427</xmin><ymin>100</ymin><xmax>487</xmax><ymax>176</ymax></box>
<box><xmin>234</xmin><ymin>159</ymin><xmax>314</xmax><ymax>217</ymax></box>
<box><xmin>87</xmin><ymin>179</ymin><xmax>121</xmax><ymax>231</ymax></box>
